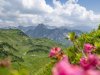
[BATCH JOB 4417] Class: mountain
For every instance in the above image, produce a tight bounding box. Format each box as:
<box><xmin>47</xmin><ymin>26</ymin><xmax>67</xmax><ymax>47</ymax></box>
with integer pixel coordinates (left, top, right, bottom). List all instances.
<box><xmin>19</xmin><ymin>24</ymin><xmax>82</xmax><ymax>46</ymax></box>
<box><xmin>18</xmin><ymin>25</ymin><xmax>36</xmax><ymax>32</ymax></box>
<box><xmin>68</xmin><ymin>25</ymin><xmax>93</xmax><ymax>32</ymax></box>
<box><xmin>0</xmin><ymin>29</ymin><xmax>63</xmax><ymax>74</ymax></box>
<box><xmin>0</xmin><ymin>24</ymin><xmax>82</xmax><ymax>46</ymax></box>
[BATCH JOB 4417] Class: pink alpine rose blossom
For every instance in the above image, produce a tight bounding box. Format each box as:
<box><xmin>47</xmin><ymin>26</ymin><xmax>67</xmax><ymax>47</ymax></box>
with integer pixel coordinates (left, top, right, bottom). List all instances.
<box><xmin>88</xmin><ymin>54</ymin><xmax>98</xmax><ymax>67</ymax></box>
<box><xmin>49</xmin><ymin>47</ymin><xmax>61</xmax><ymax>57</ymax></box>
<box><xmin>80</xmin><ymin>54</ymin><xmax>98</xmax><ymax>70</ymax></box>
<box><xmin>96</xmin><ymin>56</ymin><xmax>100</xmax><ymax>69</ymax></box>
<box><xmin>84</xmin><ymin>43</ymin><xmax>95</xmax><ymax>53</ymax></box>
<box><xmin>85</xmin><ymin>70</ymin><xmax>100</xmax><ymax>75</ymax></box>
<box><xmin>52</xmin><ymin>55</ymin><xmax>84</xmax><ymax>75</ymax></box>
<box><xmin>80</xmin><ymin>57</ymin><xmax>90</xmax><ymax>70</ymax></box>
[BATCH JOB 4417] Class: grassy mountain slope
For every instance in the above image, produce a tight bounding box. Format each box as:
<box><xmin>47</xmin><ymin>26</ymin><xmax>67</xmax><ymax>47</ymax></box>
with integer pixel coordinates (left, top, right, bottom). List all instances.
<box><xmin>0</xmin><ymin>29</ymin><xmax>63</xmax><ymax>74</ymax></box>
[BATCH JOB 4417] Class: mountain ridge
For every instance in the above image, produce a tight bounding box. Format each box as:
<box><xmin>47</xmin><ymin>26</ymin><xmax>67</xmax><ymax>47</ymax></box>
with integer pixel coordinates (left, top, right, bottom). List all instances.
<box><xmin>18</xmin><ymin>24</ymin><xmax>82</xmax><ymax>45</ymax></box>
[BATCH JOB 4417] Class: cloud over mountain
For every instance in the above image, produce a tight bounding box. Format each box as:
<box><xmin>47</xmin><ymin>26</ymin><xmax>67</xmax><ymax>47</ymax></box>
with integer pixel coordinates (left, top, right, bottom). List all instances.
<box><xmin>0</xmin><ymin>0</ymin><xmax>100</xmax><ymax>28</ymax></box>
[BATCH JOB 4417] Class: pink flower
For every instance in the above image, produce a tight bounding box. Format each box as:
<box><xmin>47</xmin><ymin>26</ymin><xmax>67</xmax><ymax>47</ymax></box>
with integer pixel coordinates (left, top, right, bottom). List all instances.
<box><xmin>49</xmin><ymin>47</ymin><xmax>61</xmax><ymax>57</ymax></box>
<box><xmin>80</xmin><ymin>57</ymin><xmax>90</xmax><ymax>70</ymax></box>
<box><xmin>52</xmin><ymin>55</ymin><xmax>84</xmax><ymax>75</ymax></box>
<box><xmin>88</xmin><ymin>54</ymin><xmax>97</xmax><ymax>67</ymax></box>
<box><xmin>96</xmin><ymin>56</ymin><xmax>100</xmax><ymax>69</ymax></box>
<box><xmin>52</xmin><ymin>55</ymin><xmax>100</xmax><ymax>75</ymax></box>
<box><xmin>84</xmin><ymin>43</ymin><xmax>95</xmax><ymax>53</ymax></box>
<box><xmin>52</xmin><ymin>55</ymin><xmax>70</xmax><ymax>75</ymax></box>
<box><xmin>80</xmin><ymin>54</ymin><xmax>98</xmax><ymax>70</ymax></box>
<box><xmin>85</xmin><ymin>70</ymin><xmax>100</xmax><ymax>75</ymax></box>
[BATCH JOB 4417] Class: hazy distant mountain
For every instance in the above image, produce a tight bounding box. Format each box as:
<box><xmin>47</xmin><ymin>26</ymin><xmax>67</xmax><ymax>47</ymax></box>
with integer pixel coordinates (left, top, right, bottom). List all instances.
<box><xmin>68</xmin><ymin>25</ymin><xmax>93</xmax><ymax>32</ymax></box>
<box><xmin>19</xmin><ymin>24</ymin><xmax>82</xmax><ymax>45</ymax></box>
<box><xmin>18</xmin><ymin>25</ymin><xmax>36</xmax><ymax>32</ymax></box>
<box><xmin>0</xmin><ymin>24</ymin><xmax>82</xmax><ymax>45</ymax></box>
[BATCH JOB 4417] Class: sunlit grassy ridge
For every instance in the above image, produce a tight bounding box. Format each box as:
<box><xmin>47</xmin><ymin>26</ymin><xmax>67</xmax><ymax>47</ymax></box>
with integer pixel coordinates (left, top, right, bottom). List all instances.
<box><xmin>0</xmin><ymin>29</ymin><xmax>63</xmax><ymax>74</ymax></box>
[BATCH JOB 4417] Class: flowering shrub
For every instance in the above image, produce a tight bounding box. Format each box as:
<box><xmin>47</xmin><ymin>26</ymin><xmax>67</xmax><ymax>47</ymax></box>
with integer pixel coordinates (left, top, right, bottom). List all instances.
<box><xmin>49</xmin><ymin>46</ymin><xmax>100</xmax><ymax>75</ymax></box>
<box><xmin>49</xmin><ymin>32</ymin><xmax>100</xmax><ymax>75</ymax></box>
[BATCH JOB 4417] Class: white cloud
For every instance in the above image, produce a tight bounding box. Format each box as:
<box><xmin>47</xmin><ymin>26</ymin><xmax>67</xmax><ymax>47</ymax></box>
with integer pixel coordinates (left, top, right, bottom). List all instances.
<box><xmin>67</xmin><ymin>0</ymin><xmax>78</xmax><ymax>4</ymax></box>
<box><xmin>22</xmin><ymin>0</ymin><xmax>34</xmax><ymax>8</ymax></box>
<box><xmin>22</xmin><ymin>0</ymin><xmax>53</xmax><ymax>13</ymax></box>
<box><xmin>0</xmin><ymin>0</ymin><xmax>100</xmax><ymax>28</ymax></box>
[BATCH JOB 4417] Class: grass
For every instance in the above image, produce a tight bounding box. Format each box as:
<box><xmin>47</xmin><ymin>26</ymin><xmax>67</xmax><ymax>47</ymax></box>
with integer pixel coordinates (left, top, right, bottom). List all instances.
<box><xmin>0</xmin><ymin>29</ymin><xmax>64</xmax><ymax>74</ymax></box>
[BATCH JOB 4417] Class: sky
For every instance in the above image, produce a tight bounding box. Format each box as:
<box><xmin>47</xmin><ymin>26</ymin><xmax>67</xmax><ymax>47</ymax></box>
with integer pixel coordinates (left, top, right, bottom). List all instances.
<box><xmin>46</xmin><ymin>0</ymin><xmax>100</xmax><ymax>13</ymax></box>
<box><xmin>0</xmin><ymin>0</ymin><xmax>100</xmax><ymax>28</ymax></box>
<box><xmin>46</xmin><ymin>0</ymin><xmax>100</xmax><ymax>14</ymax></box>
